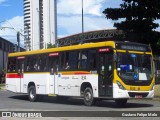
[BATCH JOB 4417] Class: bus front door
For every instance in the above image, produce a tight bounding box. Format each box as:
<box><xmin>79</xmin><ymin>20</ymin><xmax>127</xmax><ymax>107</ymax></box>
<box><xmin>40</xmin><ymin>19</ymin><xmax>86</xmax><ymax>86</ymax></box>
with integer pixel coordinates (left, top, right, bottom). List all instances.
<box><xmin>98</xmin><ymin>50</ymin><xmax>113</xmax><ymax>97</ymax></box>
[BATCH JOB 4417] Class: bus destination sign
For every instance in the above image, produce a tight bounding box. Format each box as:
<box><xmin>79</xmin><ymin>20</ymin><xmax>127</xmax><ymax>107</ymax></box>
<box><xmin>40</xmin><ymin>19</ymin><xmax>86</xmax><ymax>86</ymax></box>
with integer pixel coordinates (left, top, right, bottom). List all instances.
<box><xmin>116</xmin><ymin>43</ymin><xmax>151</xmax><ymax>52</ymax></box>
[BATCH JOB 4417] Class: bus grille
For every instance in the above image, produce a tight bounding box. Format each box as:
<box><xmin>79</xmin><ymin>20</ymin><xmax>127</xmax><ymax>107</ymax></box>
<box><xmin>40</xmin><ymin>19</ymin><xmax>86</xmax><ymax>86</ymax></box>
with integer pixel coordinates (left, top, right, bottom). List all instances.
<box><xmin>128</xmin><ymin>92</ymin><xmax>149</xmax><ymax>98</ymax></box>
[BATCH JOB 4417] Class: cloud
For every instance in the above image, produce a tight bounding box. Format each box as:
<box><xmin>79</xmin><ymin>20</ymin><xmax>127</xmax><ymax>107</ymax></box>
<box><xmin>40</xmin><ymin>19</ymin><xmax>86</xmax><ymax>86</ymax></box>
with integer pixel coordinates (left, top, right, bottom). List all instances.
<box><xmin>0</xmin><ymin>16</ymin><xmax>24</xmax><ymax>44</ymax></box>
<box><xmin>58</xmin><ymin>0</ymin><xmax>105</xmax><ymax>16</ymax></box>
<box><xmin>0</xmin><ymin>0</ymin><xmax>6</xmax><ymax>4</ymax></box>
<box><xmin>0</xmin><ymin>0</ymin><xmax>10</xmax><ymax>7</ymax></box>
<box><xmin>58</xmin><ymin>15</ymin><xmax>115</xmax><ymax>38</ymax></box>
<box><xmin>57</xmin><ymin>0</ymin><xmax>116</xmax><ymax>37</ymax></box>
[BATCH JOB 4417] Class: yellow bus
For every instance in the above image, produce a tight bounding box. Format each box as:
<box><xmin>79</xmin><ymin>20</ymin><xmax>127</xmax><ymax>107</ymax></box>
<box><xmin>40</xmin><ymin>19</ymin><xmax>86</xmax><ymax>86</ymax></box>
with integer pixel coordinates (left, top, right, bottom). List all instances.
<box><xmin>6</xmin><ymin>41</ymin><xmax>155</xmax><ymax>106</ymax></box>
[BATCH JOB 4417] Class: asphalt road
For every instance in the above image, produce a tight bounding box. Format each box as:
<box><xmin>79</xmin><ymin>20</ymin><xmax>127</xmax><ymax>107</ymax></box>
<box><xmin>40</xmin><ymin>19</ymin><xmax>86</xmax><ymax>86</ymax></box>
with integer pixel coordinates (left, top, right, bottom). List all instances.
<box><xmin>0</xmin><ymin>90</ymin><xmax>160</xmax><ymax>120</ymax></box>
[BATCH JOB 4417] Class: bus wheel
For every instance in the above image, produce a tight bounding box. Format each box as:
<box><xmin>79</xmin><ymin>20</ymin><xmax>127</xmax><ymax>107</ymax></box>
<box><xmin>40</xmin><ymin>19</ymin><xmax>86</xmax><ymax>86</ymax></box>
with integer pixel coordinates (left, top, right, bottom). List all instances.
<box><xmin>115</xmin><ymin>99</ymin><xmax>127</xmax><ymax>107</ymax></box>
<box><xmin>28</xmin><ymin>86</ymin><xmax>37</xmax><ymax>102</ymax></box>
<box><xmin>83</xmin><ymin>87</ymin><xmax>95</xmax><ymax>106</ymax></box>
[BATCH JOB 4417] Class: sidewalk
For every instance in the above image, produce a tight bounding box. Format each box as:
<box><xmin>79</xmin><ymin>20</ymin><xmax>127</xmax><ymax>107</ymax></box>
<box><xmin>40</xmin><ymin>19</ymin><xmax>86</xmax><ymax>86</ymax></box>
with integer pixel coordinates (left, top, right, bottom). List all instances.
<box><xmin>0</xmin><ymin>85</ymin><xmax>5</xmax><ymax>91</ymax></box>
<box><xmin>154</xmin><ymin>85</ymin><xmax>160</xmax><ymax>98</ymax></box>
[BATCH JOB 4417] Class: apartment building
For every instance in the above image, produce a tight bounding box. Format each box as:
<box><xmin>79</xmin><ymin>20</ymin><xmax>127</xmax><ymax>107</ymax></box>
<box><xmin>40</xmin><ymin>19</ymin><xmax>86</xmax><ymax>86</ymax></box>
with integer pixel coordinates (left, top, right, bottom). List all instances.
<box><xmin>24</xmin><ymin>0</ymin><xmax>57</xmax><ymax>50</ymax></box>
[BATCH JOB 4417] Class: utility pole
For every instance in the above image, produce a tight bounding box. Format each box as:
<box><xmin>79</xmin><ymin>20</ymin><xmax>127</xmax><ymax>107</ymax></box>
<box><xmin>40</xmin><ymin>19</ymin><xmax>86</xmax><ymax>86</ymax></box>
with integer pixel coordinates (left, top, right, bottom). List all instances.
<box><xmin>82</xmin><ymin>0</ymin><xmax>84</xmax><ymax>33</ymax></box>
<box><xmin>80</xmin><ymin>0</ymin><xmax>84</xmax><ymax>44</ymax></box>
<box><xmin>17</xmin><ymin>32</ymin><xmax>20</xmax><ymax>52</ymax></box>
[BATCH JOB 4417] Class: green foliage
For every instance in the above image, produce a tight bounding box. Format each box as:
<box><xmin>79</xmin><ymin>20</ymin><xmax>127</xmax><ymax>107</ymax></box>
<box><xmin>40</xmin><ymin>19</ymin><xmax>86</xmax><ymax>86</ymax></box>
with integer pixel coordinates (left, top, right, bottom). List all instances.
<box><xmin>103</xmin><ymin>0</ymin><xmax>160</xmax><ymax>53</ymax></box>
<box><xmin>47</xmin><ymin>43</ymin><xmax>56</xmax><ymax>48</ymax></box>
<box><xmin>103</xmin><ymin>0</ymin><xmax>160</xmax><ymax>33</ymax></box>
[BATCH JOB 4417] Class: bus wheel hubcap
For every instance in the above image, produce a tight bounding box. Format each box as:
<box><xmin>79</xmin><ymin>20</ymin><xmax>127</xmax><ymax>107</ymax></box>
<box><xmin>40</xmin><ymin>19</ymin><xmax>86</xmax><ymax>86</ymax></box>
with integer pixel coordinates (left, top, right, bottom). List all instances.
<box><xmin>85</xmin><ymin>92</ymin><xmax>91</xmax><ymax>101</ymax></box>
<box><xmin>30</xmin><ymin>90</ymin><xmax>35</xmax><ymax>99</ymax></box>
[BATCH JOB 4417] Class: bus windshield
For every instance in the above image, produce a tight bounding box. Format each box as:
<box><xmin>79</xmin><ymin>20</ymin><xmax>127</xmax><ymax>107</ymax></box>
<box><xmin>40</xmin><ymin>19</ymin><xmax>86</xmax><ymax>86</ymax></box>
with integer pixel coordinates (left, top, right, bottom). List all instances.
<box><xmin>117</xmin><ymin>53</ymin><xmax>153</xmax><ymax>81</ymax></box>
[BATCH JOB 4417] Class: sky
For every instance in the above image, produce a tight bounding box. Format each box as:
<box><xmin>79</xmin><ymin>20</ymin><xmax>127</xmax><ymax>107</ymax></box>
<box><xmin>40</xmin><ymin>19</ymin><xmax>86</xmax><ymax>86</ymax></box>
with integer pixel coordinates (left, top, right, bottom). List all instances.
<box><xmin>0</xmin><ymin>0</ymin><xmax>160</xmax><ymax>46</ymax></box>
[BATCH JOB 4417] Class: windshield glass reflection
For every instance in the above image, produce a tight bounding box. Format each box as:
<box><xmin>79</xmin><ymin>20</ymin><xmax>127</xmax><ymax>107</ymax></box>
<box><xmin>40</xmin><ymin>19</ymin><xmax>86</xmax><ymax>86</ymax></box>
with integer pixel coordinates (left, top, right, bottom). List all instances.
<box><xmin>117</xmin><ymin>53</ymin><xmax>153</xmax><ymax>81</ymax></box>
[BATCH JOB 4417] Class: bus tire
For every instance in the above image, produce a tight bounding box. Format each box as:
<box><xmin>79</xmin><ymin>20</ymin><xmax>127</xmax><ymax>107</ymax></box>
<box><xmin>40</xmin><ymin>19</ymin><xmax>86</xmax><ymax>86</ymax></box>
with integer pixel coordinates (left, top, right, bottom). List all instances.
<box><xmin>28</xmin><ymin>86</ymin><xmax>37</xmax><ymax>102</ymax></box>
<box><xmin>83</xmin><ymin>87</ymin><xmax>95</xmax><ymax>106</ymax></box>
<box><xmin>115</xmin><ymin>99</ymin><xmax>127</xmax><ymax>106</ymax></box>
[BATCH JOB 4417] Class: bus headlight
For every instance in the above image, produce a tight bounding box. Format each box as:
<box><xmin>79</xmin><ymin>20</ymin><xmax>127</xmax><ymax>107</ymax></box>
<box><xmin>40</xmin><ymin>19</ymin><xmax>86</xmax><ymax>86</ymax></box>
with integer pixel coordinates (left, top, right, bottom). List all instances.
<box><xmin>117</xmin><ymin>81</ymin><xmax>126</xmax><ymax>90</ymax></box>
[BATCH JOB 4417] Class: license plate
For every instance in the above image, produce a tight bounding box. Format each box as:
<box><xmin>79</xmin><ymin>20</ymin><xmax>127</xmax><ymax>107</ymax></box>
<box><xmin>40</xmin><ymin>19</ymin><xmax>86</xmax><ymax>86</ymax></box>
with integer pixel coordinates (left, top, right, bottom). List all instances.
<box><xmin>135</xmin><ymin>95</ymin><xmax>142</xmax><ymax>98</ymax></box>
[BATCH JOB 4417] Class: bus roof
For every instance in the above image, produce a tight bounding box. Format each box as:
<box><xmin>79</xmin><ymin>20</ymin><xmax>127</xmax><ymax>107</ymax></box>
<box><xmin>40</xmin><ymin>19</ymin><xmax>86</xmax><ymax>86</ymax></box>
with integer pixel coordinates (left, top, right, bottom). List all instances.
<box><xmin>8</xmin><ymin>41</ymin><xmax>151</xmax><ymax>57</ymax></box>
<box><xmin>8</xmin><ymin>41</ymin><xmax>115</xmax><ymax>57</ymax></box>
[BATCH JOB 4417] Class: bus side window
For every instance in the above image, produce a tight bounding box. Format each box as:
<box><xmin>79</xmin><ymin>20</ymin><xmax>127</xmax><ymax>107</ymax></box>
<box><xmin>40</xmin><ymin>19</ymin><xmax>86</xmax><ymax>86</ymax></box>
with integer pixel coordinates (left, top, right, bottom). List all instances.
<box><xmin>26</xmin><ymin>54</ymin><xmax>47</xmax><ymax>72</ymax></box>
<box><xmin>26</xmin><ymin>55</ymin><xmax>37</xmax><ymax>72</ymax></box>
<box><xmin>60</xmin><ymin>52</ymin><xmax>69</xmax><ymax>70</ymax></box>
<box><xmin>38</xmin><ymin>54</ymin><xmax>47</xmax><ymax>72</ymax></box>
<box><xmin>60</xmin><ymin>51</ymin><xmax>79</xmax><ymax>70</ymax></box>
<box><xmin>68</xmin><ymin>51</ymin><xmax>79</xmax><ymax>70</ymax></box>
<box><xmin>17</xmin><ymin>58</ymin><xmax>25</xmax><ymax>74</ymax></box>
<box><xmin>7</xmin><ymin>57</ymin><xmax>16</xmax><ymax>72</ymax></box>
<box><xmin>81</xmin><ymin>51</ymin><xmax>88</xmax><ymax>69</ymax></box>
<box><xmin>88</xmin><ymin>49</ymin><xmax>97</xmax><ymax>70</ymax></box>
<box><xmin>80</xmin><ymin>49</ymin><xmax>97</xmax><ymax>70</ymax></box>
<box><xmin>48</xmin><ymin>55</ymin><xmax>59</xmax><ymax>74</ymax></box>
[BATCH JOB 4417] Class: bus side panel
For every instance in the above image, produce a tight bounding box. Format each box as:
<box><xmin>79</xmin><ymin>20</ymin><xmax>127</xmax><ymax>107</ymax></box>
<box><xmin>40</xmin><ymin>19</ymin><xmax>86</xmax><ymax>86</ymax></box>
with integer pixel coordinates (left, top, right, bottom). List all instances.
<box><xmin>55</xmin><ymin>75</ymin><xmax>59</xmax><ymax>94</ymax></box>
<box><xmin>6</xmin><ymin>78</ymin><xmax>19</xmax><ymax>93</ymax></box>
<box><xmin>23</xmin><ymin>73</ymin><xmax>49</xmax><ymax>95</ymax></box>
<box><xmin>57</xmin><ymin>74</ymin><xmax>98</xmax><ymax>97</ymax></box>
<box><xmin>58</xmin><ymin>75</ymin><xmax>81</xmax><ymax>96</ymax></box>
<box><xmin>80</xmin><ymin>74</ymin><xmax>99</xmax><ymax>97</ymax></box>
<box><xmin>49</xmin><ymin>74</ymin><xmax>59</xmax><ymax>95</ymax></box>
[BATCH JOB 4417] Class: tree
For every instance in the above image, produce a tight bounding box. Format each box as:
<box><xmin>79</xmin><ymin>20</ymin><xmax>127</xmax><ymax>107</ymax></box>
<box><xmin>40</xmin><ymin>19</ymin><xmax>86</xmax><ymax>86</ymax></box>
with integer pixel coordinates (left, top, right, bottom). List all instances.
<box><xmin>47</xmin><ymin>43</ymin><xmax>56</xmax><ymax>48</ymax></box>
<box><xmin>103</xmin><ymin>0</ymin><xmax>160</xmax><ymax>45</ymax></box>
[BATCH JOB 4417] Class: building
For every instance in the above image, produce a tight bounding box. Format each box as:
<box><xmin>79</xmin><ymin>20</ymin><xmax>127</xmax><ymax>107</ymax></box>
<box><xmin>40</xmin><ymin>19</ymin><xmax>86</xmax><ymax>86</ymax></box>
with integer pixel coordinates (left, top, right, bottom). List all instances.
<box><xmin>24</xmin><ymin>0</ymin><xmax>57</xmax><ymax>50</ymax></box>
<box><xmin>0</xmin><ymin>37</ymin><xmax>15</xmax><ymax>83</ymax></box>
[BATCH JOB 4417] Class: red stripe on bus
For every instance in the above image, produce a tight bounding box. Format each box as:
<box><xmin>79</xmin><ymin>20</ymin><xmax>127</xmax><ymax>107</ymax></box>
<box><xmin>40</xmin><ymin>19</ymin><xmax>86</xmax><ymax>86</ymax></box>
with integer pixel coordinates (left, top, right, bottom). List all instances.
<box><xmin>74</xmin><ymin>72</ymin><xmax>90</xmax><ymax>75</ymax></box>
<box><xmin>6</xmin><ymin>74</ymin><xmax>23</xmax><ymax>78</ymax></box>
<box><xmin>61</xmin><ymin>71</ymin><xmax>91</xmax><ymax>75</ymax></box>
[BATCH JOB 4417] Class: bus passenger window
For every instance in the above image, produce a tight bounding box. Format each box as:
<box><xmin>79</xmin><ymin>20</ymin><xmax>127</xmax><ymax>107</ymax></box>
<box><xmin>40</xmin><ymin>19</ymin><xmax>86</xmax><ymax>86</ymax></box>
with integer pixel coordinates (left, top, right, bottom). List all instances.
<box><xmin>7</xmin><ymin>57</ymin><xmax>16</xmax><ymax>72</ymax></box>
<box><xmin>80</xmin><ymin>49</ymin><xmax>96</xmax><ymax>70</ymax></box>
<box><xmin>26</xmin><ymin>56</ymin><xmax>37</xmax><ymax>72</ymax></box>
<box><xmin>65</xmin><ymin>62</ymin><xmax>70</xmax><ymax>69</ymax></box>
<box><xmin>26</xmin><ymin>54</ymin><xmax>47</xmax><ymax>72</ymax></box>
<box><xmin>68</xmin><ymin>51</ymin><xmax>79</xmax><ymax>70</ymax></box>
<box><xmin>81</xmin><ymin>51</ymin><xmax>87</xmax><ymax>69</ymax></box>
<box><xmin>48</xmin><ymin>54</ymin><xmax>59</xmax><ymax>74</ymax></box>
<box><xmin>88</xmin><ymin>50</ymin><xmax>96</xmax><ymax>69</ymax></box>
<box><xmin>60</xmin><ymin>51</ymin><xmax>79</xmax><ymax>70</ymax></box>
